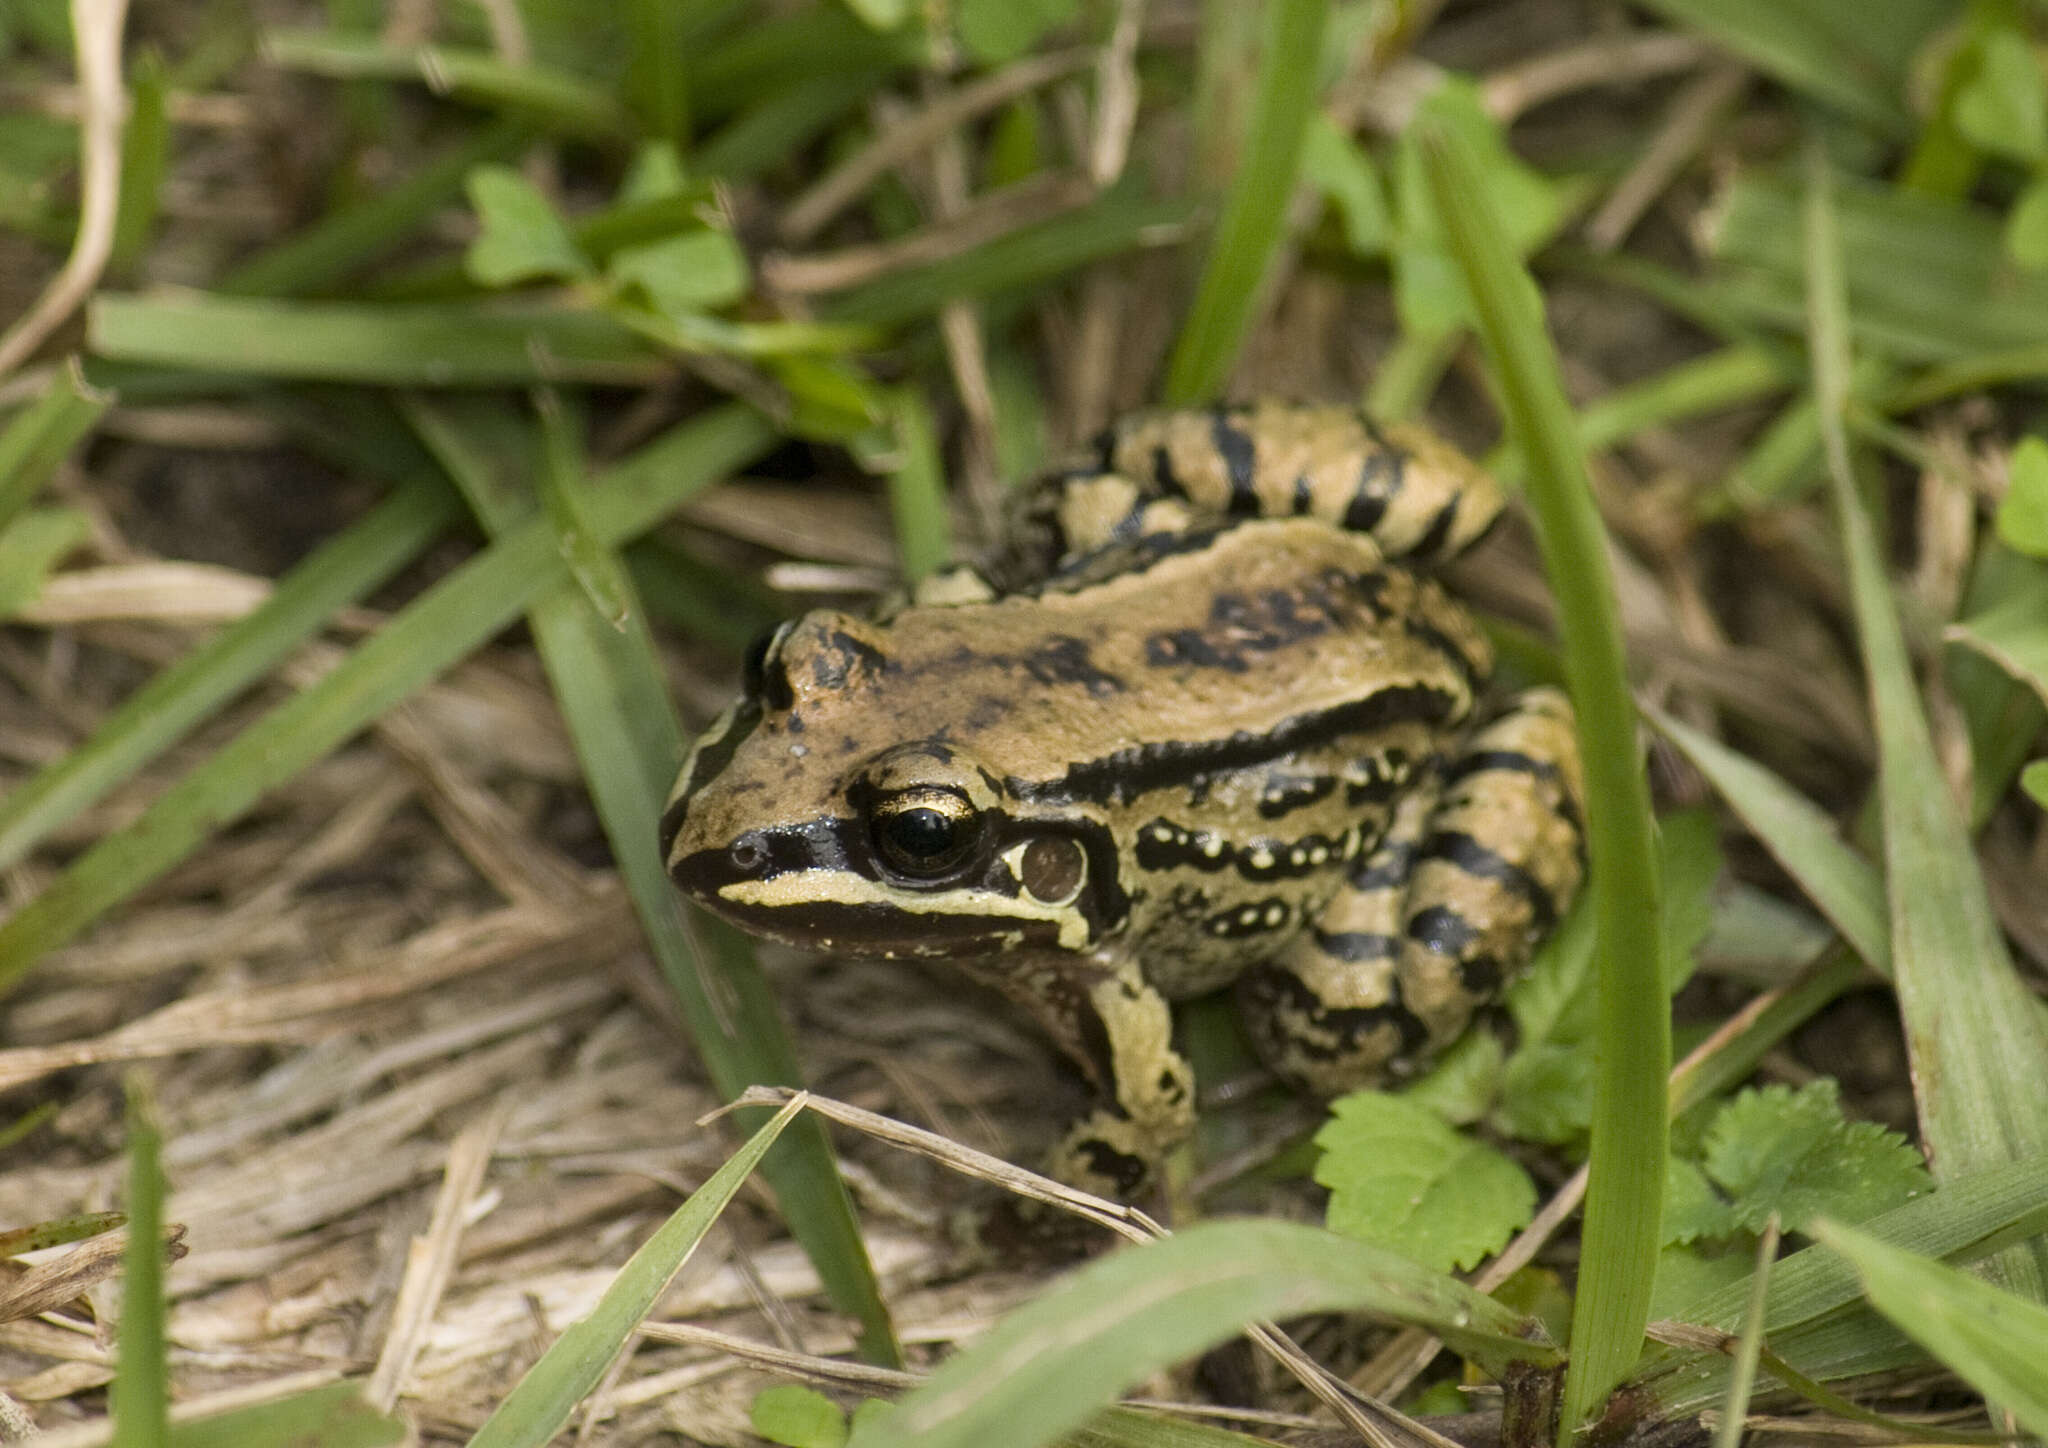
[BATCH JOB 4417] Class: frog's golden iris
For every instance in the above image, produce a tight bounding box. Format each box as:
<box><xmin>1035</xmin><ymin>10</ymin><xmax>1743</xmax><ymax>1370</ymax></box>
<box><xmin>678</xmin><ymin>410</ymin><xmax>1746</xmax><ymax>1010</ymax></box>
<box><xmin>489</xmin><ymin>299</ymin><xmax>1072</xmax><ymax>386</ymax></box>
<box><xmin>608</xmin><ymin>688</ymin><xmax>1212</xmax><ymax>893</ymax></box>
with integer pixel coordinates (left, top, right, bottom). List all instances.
<box><xmin>665</xmin><ymin>400</ymin><xmax>1585</xmax><ymax>1198</ymax></box>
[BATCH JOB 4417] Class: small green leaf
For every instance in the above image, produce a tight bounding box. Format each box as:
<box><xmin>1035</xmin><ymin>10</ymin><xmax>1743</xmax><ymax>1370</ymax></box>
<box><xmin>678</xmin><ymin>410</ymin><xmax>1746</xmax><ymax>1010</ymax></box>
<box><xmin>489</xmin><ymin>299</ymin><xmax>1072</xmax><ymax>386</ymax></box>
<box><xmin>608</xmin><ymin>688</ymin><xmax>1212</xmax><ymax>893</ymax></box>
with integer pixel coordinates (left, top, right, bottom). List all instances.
<box><xmin>1647</xmin><ymin>1242</ymin><xmax>1754</xmax><ymax>1323</ymax></box>
<box><xmin>1998</xmin><ymin>435</ymin><xmax>2048</xmax><ymax>557</ymax></box>
<box><xmin>1317</xmin><ymin>1090</ymin><xmax>1536</xmax><ymax>1271</ymax></box>
<box><xmin>1397</xmin><ymin>1029</ymin><xmax>1504</xmax><ymax>1126</ymax></box>
<box><xmin>770</xmin><ymin>355</ymin><xmax>889</xmax><ymax>441</ymax></box>
<box><xmin>607</xmin><ymin>229</ymin><xmax>751</xmax><ymax>318</ymax></box>
<box><xmin>1496</xmin><ymin>1042</ymin><xmax>1595</xmax><ymax>1146</ymax></box>
<box><xmin>1702</xmin><ymin>1081</ymin><xmax>1932</xmax><ymax>1235</ymax></box>
<box><xmin>1302</xmin><ymin>113</ymin><xmax>1388</xmax><ymax>256</ymax></box>
<box><xmin>617</xmin><ymin>141</ymin><xmax>688</xmax><ymax>204</ymax></box>
<box><xmin>1392</xmin><ymin>79</ymin><xmax>1567</xmax><ymax>338</ymax></box>
<box><xmin>1955</xmin><ymin>27</ymin><xmax>2048</xmax><ymax>165</ymax></box>
<box><xmin>1663</xmin><ymin>1155</ymin><xmax>1742</xmax><ymax>1246</ymax></box>
<box><xmin>2023</xmin><ymin>758</ymin><xmax>2048</xmax><ymax>805</ymax></box>
<box><xmin>2005</xmin><ymin>174</ymin><xmax>2048</xmax><ymax>269</ymax></box>
<box><xmin>752</xmin><ymin>1385</ymin><xmax>850</xmax><ymax>1448</ymax></box>
<box><xmin>955</xmin><ymin>0</ymin><xmax>1079</xmax><ymax>64</ymax></box>
<box><xmin>464</xmin><ymin>164</ymin><xmax>591</xmax><ymax>287</ymax></box>
<box><xmin>840</xmin><ymin>0</ymin><xmax>915</xmax><ymax>30</ymax></box>
<box><xmin>1813</xmin><ymin>1218</ymin><xmax>2048</xmax><ymax>1440</ymax></box>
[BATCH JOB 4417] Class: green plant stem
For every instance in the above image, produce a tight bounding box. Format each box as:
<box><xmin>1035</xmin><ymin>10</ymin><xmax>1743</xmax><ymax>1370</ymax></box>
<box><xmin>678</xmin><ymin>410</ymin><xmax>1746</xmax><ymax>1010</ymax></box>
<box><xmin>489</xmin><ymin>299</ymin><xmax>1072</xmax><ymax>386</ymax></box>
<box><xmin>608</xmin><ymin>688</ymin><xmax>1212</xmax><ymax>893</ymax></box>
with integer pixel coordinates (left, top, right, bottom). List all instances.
<box><xmin>1420</xmin><ymin>124</ymin><xmax>1667</xmax><ymax>1440</ymax></box>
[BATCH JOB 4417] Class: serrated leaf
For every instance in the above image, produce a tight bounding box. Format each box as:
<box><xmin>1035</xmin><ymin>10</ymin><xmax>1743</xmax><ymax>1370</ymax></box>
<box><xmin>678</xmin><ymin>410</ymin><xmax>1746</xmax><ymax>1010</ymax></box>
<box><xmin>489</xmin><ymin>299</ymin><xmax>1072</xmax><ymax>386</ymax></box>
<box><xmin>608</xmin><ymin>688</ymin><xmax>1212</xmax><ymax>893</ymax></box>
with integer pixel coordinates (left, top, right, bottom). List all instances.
<box><xmin>2005</xmin><ymin>175</ymin><xmax>2048</xmax><ymax>270</ymax></box>
<box><xmin>1302</xmin><ymin>113</ymin><xmax>1388</xmax><ymax>256</ymax></box>
<box><xmin>1998</xmin><ymin>436</ymin><xmax>2048</xmax><ymax>557</ymax></box>
<box><xmin>1955</xmin><ymin>26</ymin><xmax>2048</xmax><ymax>165</ymax></box>
<box><xmin>1813</xmin><ymin>1219</ymin><xmax>2048</xmax><ymax>1440</ymax></box>
<box><xmin>607</xmin><ymin>229</ymin><xmax>750</xmax><ymax>319</ymax></box>
<box><xmin>753</xmin><ymin>1385</ymin><xmax>849</xmax><ymax>1448</ymax></box>
<box><xmin>955</xmin><ymin>0</ymin><xmax>1079</xmax><ymax>64</ymax></box>
<box><xmin>464</xmin><ymin>164</ymin><xmax>591</xmax><ymax>288</ymax></box>
<box><xmin>1316</xmin><ymin>1090</ymin><xmax>1535</xmax><ymax>1271</ymax></box>
<box><xmin>1663</xmin><ymin>1155</ymin><xmax>1742</xmax><ymax>1246</ymax></box>
<box><xmin>1702</xmin><ymin>1081</ymin><xmax>1931</xmax><ymax>1235</ymax></box>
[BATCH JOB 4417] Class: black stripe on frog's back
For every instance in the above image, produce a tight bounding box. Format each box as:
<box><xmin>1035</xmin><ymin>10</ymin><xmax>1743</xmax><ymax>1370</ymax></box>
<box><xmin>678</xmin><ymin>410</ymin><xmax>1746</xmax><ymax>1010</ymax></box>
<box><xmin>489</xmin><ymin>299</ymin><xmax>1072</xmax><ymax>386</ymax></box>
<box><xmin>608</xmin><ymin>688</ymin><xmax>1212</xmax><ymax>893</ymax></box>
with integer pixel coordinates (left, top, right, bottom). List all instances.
<box><xmin>1015</xmin><ymin>681</ymin><xmax>1461</xmax><ymax>808</ymax></box>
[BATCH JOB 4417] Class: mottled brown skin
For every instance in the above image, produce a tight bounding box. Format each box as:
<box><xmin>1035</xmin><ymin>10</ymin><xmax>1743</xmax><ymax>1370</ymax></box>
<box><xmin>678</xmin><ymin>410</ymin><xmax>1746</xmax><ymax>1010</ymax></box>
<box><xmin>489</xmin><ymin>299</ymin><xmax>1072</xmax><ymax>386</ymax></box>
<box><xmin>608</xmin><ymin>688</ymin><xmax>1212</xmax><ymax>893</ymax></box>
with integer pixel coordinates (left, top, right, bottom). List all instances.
<box><xmin>665</xmin><ymin>400</ymin><xmax>1586</xmax><ymax>1198</ymax></box>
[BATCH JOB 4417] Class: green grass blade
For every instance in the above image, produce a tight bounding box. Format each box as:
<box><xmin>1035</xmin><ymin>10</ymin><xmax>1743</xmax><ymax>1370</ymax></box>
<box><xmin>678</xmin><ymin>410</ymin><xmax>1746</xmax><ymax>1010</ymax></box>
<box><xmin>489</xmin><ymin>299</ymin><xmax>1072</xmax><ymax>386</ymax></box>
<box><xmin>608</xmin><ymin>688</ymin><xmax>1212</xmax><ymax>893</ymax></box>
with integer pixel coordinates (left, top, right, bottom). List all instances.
<box><xmin>0</xmin><ymin>476</ymin><xmax>459</xmax><ymax>872</ymax></box>
<box><xmin>0</xmin><ymin>406</ymin><xmax>774</xmax><ymax>994</ymax></box>
<box><xmin>883</xmin><ymin>388</ymin><xmax>950</xmax><ymax>582</ymax></box>
<box><xmin>261</xmin><ymin>30</ymin><xmax>633</xmax><ymax>139</ymax></box>
<box><xmin>1803</xmin><ymin>138</ymin><xmax>2048</xmax><ymax>1301</ymax></box>
<box><xmin>170</xmin><ymin>1381</ymin><xmax>406</xmax><ymax>1448</ymax></box>
<box><xmin>1645</xmin><ymin>706</ymin><xmax>1888</xmax><ymax>973</ymax></box>
<box><xmin>1712</xmin><ymin>1222</ymin><xmax>1780</xmax><ymax>1448</ymax></box>
<box><xmin>111</xmin><ymin>50</ymin><xmax>169</xmax><ymax>271</ymax></box>
<box><xmin>0</xmin><ymin>507</ymin><xmax>92</xmax><ymax>617</ymax></box>
<box><xmin>406</xmin><ymin>394</ymin><xmax>900</xmax><ymax>1364</ymax></box>
<box><xmin>697</xmin><ymin>68</ymin><xmax>895</xmax><ymax>184</ymax></box>
<box><xmin>1708</xmin><ymin>172</ymin><xmax>2048</xmax><ymax>363</ymax></box>
<box><xmin>817</xmin><ymin>189</ymin><xmax>1195</xmax><ymax>327</ymax></box>
<box><xmin>1420</xmin><ymin>125</ymin><xmax>1667</xmax><ymax>1438</ymax></box>
<box><xmin>90</xmin><ymin>293</ymin><xmax>666</xmax><ymax>386</ymax></box>
<box><xmin>0</xmin><ymin>359</ymin><xmax>110</xmax><ymax>529</ymax></box>
<box><xmin>1630</xmin><ymin>0</ymin><xmax>1944</xmax><ymax>136</ymax></box>
<box><xmin>623</xmin><ymin>0</ymin><xmax>688</xmax><ymax>149</ymax></box>
<box><xmin>1630</xmin><ymin>1152</ymin><xmax>2048</xmax><ymax>1418</ymax></box>
<box><xmin>845</xmin><ymin>1219</ymin><xmax>1557</xmax><ymax>1448</ymax></box>
<box><xmin>1812</xmin><ymin>1219</ymin><xmax>2048</xmax><ymax>1439</ymax></box>
<box><xmin>1160</xmin><ymin>0</ymin><xmax>1330</xmax><ymax>405</ymax></box>
<box><xmin>467</xmin><ymin>1095</ymin><xmax>808</xmax><ymax>1448</ymax></box>
<box><xmin>111</xmin><ymin>1078</ymin><xmax>167</xmax><ymax>1448</ymax></box>
<box><xmin>220</xmin><ymin>120</ymin><xmax>530</xmax><ymax>297</ymax></box>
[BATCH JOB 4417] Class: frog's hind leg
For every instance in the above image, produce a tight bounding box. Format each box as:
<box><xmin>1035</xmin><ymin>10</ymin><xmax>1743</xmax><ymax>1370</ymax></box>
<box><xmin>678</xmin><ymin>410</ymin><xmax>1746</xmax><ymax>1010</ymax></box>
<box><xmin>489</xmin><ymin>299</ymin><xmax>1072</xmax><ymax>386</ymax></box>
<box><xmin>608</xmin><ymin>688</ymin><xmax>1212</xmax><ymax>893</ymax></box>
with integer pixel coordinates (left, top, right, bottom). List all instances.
<box><xmin>1097</xmin><ymin>400</ymin><xmax>1505</xmax><ymax>565</ymax></box>
<box><xmin>996</xmin><ymin>401</ymin><xmax>1506</xmax><ymax>583</ymax></box>
<box><xmin>1238</xmin><ymin>687</ymin><xmax>1585</xmax><ymax>1096</ymax></box>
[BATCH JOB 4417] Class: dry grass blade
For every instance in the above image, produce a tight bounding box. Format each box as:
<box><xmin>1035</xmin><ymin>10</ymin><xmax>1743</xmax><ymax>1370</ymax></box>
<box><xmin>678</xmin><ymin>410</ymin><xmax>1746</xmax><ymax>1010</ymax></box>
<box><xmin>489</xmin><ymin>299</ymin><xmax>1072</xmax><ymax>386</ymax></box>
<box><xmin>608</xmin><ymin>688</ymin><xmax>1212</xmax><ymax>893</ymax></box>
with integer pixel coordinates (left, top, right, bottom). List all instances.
<box><xmin>0</xmin><ymin>0</ymin><xmax>130</xmax><ymax>378</ymax></box>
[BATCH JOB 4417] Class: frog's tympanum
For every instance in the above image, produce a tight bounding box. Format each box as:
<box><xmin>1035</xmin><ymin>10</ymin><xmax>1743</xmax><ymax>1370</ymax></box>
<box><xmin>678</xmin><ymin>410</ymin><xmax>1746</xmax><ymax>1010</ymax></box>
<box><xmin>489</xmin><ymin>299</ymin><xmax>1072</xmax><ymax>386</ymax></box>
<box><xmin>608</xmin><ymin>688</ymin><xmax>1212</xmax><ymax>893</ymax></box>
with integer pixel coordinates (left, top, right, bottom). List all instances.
<box><xmin>664</xmin><ymin>401</ymin><xmax>1586</xmax><ymax>1198</ymax></box>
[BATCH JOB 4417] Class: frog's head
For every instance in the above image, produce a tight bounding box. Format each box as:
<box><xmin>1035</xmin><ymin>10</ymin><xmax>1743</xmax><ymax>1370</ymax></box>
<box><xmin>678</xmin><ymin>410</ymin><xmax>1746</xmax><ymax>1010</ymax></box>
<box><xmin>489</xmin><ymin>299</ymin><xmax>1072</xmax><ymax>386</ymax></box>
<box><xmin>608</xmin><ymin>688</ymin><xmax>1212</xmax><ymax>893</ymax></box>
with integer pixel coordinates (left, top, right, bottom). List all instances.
<box><xmin>662</xmin><ymin>612</ymin><xmax>1124</xmax><ymax>959</ymax></box>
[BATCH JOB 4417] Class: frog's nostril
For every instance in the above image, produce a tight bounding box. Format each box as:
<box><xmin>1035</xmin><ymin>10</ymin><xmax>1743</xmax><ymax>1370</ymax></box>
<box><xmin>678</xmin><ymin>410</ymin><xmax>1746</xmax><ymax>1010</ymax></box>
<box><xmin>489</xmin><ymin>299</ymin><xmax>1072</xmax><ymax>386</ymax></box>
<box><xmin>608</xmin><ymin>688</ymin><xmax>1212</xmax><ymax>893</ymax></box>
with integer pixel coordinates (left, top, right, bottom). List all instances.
<box><xmin>729</xmin><ymin>835</ymin><xmax>768</xmax><ymax>875</ymax></box>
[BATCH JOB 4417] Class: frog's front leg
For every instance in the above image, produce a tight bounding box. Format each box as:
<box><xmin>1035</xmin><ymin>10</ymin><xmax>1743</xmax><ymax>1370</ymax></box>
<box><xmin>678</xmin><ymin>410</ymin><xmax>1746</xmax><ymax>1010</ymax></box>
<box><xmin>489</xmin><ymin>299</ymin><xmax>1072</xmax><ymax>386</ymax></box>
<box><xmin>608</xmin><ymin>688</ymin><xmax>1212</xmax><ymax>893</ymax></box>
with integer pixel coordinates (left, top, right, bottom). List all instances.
<box><xmin>965</xmin><ymin>952</ymin><xmax>1194</xmax><ymax>1198</ymax></box>
<box><xmin>1239</xmin><ymin>687</ymin><xmax>1585</xmax><ymax>1095</ymax></box>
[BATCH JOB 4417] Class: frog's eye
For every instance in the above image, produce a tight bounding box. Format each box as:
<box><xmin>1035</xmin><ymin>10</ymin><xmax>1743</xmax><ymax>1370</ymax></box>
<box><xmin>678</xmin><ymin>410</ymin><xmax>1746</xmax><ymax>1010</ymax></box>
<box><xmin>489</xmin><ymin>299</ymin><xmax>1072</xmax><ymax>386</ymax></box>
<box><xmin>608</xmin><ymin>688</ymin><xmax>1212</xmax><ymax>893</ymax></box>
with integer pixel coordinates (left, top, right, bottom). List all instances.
<box><xmin>871</xmin><ymin>786</ymin><xmax>981</xmax><ymax>878</ymax></box>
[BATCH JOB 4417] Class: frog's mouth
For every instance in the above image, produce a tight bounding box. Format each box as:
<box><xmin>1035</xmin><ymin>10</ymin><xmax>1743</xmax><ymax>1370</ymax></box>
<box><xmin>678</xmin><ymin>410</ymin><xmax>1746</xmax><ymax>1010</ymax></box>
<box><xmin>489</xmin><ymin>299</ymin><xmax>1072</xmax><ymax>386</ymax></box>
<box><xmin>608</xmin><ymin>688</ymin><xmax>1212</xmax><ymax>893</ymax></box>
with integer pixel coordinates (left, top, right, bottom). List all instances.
<box><xmin>686</xmin><ymin>883</ymin><xmax>1067</xmax><ymax>959</ymax></box>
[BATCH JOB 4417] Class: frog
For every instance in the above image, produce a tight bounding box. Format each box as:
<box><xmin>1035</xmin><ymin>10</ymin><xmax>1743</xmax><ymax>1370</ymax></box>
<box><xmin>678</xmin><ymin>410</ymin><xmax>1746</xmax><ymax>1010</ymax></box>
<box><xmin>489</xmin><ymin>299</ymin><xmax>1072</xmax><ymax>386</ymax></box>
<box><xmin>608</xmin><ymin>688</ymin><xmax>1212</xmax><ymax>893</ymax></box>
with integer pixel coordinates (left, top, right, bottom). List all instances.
<box><xmin>663</xmin><ymin>400</ymin><xmax>1586</xmax><ymax>1200</ymax></box>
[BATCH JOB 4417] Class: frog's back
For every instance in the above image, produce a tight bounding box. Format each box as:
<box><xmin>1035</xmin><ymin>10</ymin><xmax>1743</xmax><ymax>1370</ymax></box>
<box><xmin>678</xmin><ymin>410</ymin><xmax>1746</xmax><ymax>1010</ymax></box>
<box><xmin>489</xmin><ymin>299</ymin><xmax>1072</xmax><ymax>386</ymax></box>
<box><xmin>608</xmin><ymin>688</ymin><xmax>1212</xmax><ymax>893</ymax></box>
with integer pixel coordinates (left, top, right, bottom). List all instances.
<box><xmin>857</xmin><ymin>519</ymin><xmax>1490</xmax><ymax>993</ymax></box>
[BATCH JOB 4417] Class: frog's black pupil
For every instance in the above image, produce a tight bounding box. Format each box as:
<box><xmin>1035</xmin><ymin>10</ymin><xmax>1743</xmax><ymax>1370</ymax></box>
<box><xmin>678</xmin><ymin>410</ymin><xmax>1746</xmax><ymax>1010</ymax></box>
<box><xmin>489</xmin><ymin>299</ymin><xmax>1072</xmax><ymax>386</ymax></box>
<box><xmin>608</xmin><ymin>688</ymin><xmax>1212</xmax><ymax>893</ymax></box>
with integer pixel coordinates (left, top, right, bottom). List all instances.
<box><xmin>887</xmin><ymin>807</ymin><xmax>954</xmax><ymax>860</ymax></box>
